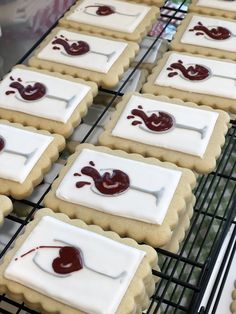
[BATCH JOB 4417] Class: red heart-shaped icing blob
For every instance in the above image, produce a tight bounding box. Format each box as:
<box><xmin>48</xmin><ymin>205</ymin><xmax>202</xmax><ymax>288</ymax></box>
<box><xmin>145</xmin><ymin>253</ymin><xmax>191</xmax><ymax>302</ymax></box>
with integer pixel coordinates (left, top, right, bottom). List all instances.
<box><xmin>52</xmin><ymin>246</ymin><xmax>83</xmax><ymax>274</ymax></box>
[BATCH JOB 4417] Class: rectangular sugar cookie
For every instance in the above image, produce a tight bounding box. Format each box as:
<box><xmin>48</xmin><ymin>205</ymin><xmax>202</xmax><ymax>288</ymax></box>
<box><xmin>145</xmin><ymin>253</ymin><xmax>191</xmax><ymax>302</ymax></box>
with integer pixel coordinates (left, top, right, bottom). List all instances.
<box><xmin>44</xmin><ymin>144</ymin><xmax>196</xmax><ymax>247</ymax></box>
<box><xmin>189</xmin><ymin>0</ymin><xmax>236</xmax><ymax>19</ymax></box>
<box><xmin>171</xmin><ymin>13</ymin><xmax>236</xmax><ymax>61</ymax></box>
<box><xmin>0</xmin><ymin>65</ymin><xmax>98</xmax><ymax>138</ymax></box>
<box><xmin>29</xmin><ymin>27</ymin><xmax>139</xmax><ymax>88</ymax></box>
<box><xmin>0</xmin><ymin>208</ymin><xmax>157</xmax><ymax>314</ymax></box>
<box><xmin>59</xmin><ymin>0</ymin><xmax>159</xmax><ymax>42</ymax></box>
<box><xmin>142</xmin><ymin>51</ymin><xmax>236</xmax><ymax>113</ymax></box>
<box><xmin>0</xmin><ymin>120</ymin><xmax>65</xmax><ymax>199</ymax></box>
<box><xmin>99</xmin><ymin>93</ymin><xmax>229</xmax><ymax>173</ymax></box>
<box><xmin>0</xmin><ymin>196</ymin><xmax>12</xmax><ymax>226</ymax></box>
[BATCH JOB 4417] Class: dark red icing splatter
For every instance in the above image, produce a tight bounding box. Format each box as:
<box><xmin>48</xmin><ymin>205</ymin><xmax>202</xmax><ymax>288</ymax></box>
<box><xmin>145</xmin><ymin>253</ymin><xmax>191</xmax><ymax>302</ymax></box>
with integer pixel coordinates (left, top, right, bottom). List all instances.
<box><xmin>76</xmin><ymin>181</ymin><xmax>91</xmax><ymax>188</ymax></box>
<box><xmin>75</xmin><ymin>162</ymin><xmax>130</xmax><ymax>195</ymax></box>
<box><xmin>5</xmin><ymin>91</ymin><xmax>15</xmax><ymax>95</ymax></box>
<box><xmin>189</xmin><ymin>21</ymin><xmax>231</xmax><ymax>40</ymax></box>
<box><xmin>89</xmin><ymin>161</ymin><xmax>95</xmax><ymax>166</ymax></box>
<box><xmin>85</xmin><ymin>5</ymin><xmax>115</xmax><ymax>16</ymax></box>
<box><xmin>0</xmin><ymin>137</ymin><xmax>5</xmax><ymax>152</ymax></box>
<box><xmin>52</xmin><ymin>35</ymin><xmax>90</xmax><ymax>56</ymax></box>
<box><xmin>52</xmin><ymin>246</ymin><xmax>83</xmax><ymax>274</ymax></box>
<box><xmin>128</xmin><ymin>107</ymin><xmax>173</xmax><ymax>132</ymax></box>
<box><xmin>167</xmin><ymin>60</ymin><xmax>209</xmax><ymax>81</ymax></box>
<box><xmin>6</xmin><ymin>79</ymin><xmax>46</xmax><ymax>101</ymax></box>
<box><xmin>74</xmin><ymin>173</ymin><xmax>82</xmax><ymax>176</ymax></box>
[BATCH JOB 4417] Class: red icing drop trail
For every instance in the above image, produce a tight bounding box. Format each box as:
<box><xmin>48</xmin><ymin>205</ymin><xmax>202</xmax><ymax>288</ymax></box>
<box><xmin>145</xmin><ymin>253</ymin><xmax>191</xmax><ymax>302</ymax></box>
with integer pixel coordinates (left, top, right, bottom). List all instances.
<box><xmin>76</xmin><ymin>181</ymin><xmax>91</xmax><ymax>188</ymax></box>
<box><xmin>167</xmin><ymin>60</ymin><xmax>210</xmax><ymax>81</ymax></box>
<box><xmin>138</xmin><ymin>105</ymin><xmax>143</xmax><ymax>109</ymax></box>
<box><xmin>10</xmin><ymin>76</ymin><xmax>14</xmax><ymax>81</ymax></box>
<box><xmin>85</xmin><ymin>5</ymin><xmax>115</xmax><ymax>16</ymax></box>
<box><xmin>127</xmin><ymin>115</ymin><xmax>134</xmax><ymax>119</ymax></box>
<box><xmin>128</xmin><ymin>108</ymin><xmax>173</xmax><ymax>132</ymax></box>
<box><xmin>14</xmin><ymin>245</ymin><xmax>84</xmax><ymax>275</ymax></box>
<box><xmin>89</xmin><ymin>161</ymin><xmax>95</xmax><ymax>166</ymax></box>
<box><xmin>14</xmin><ymin>245</ymin><xmax>64</xmax><ymax>261</ymax></box>
<box><xmin>189</xmin><ymin>21</ymin><xmax>231</xmax><ymax>40</ymax></box>
<box><xmin>53</xmin><ymin>46</ymin><xmax>60</xmax><ymax>50</ymax></box>
<box><xmin>132</xmin><ymin>120</ymin><xmax>142</xmax><ymax>126</ymax></box>
<box><xmin>52</xmin><ymin>37</ymin><xmax>90</xmax><ymax>56</ymax></box>
<box><xmin>17</xmin><ymin>78</ymin><xmax>22</xmax><ymax>82</ymax></box>
<box><xmin>74</xmin><ymin>173</ymin><xmax>81</xmax><ymax>176</ymax></box>
<box><xmin>5</xmin><ymin>90</ymin><xmax>15</xmax><ymax>95</ymax></box>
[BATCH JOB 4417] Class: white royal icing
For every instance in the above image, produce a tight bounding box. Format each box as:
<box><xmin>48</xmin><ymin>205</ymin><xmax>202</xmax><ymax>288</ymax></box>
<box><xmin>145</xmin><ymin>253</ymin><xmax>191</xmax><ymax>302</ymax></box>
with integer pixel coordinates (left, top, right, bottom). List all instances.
<box><xmin>112</xmin><ymin>95</ymin><xmax>218</xmax><ymax>157</ymax></box>
<box><xmin>66</xmin><ymin>0</ymin><xmax>150</xmax><ymax>34</ymax></box>
<box><xmin>37</xmin><ymin>29</ymin><xmax>128</xmax><ymax>74</ymax></box>
<box><xmin>0</xmin><ymin>68</ymin><xmax>91</xmax><ymax>123</ymax></box>
<box><xmin>196</xmin><ymin>0</ymin><xmax>236</xmax><ymax>11</ymax></box>
<box><xmin>155</xmin><ymin>52</ymin><xmax>236</xmax><ymax>101</ymax></box>
<box><xmin>181</xmin><ymin>15</ymin><xmax>236</xmax><ymax>52</ymax></box>
<box><xmin>0</xmin><ymin>124</ymin><xmax>53</xmax><ymax>183</ymax></box>
<box><xmin>56</xmin><ymin>148</ymin><xmax>182</xmax><ymax>224</ymax></box>
<box><xmin>135</xmin><ymin>37</ymin><xmax>162</xmax><ymax>64</ymax></box>
<box><xmin>4</xmin><ymin>215</ymin><xmax>145</xmax><ymax>314</ymax></box>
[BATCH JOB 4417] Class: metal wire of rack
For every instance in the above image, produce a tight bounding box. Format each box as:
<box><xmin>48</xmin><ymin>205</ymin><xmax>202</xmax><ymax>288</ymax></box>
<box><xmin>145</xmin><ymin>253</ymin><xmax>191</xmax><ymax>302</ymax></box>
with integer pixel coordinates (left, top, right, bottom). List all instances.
<box><xmin>0</xmin><ymin>0</ymin><xmax>235</xmax><ymax>313</ymax></box>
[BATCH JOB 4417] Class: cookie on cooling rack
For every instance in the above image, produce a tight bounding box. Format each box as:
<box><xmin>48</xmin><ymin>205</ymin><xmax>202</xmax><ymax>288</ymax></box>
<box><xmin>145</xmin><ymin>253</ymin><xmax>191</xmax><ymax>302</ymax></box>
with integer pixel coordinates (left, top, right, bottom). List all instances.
<box><xmin>142</xmin><ymin>51</ymin><xmax>236</xmax><ymax>114</ymax></box>
<box><xmin>44</xmin><ymin>143</ymin><xmax>196</xmax><ymax>248</ymax></box>
<box><xmin>0</xmin><ymin>208</ymin><xmax>157</xmax><ymax>314</ymax></box>
<box><xmin>0</xmin><ymin>120</ymin><xmax>65</xmax><ymax>200</ymax></box>
<box><xmin>59</xmin><ymin>0</ymin><xmax>159</xmax><ymax>42</ymax></box>
<box><xmin>28</xmin><ymin>27</ymin><xmax>139</xmax><ymax>88</ymax></box>
<box><xmin>0</xmin><ymin>195</ymin><xmax>12</xmax><ymax>226</ymax></box>
<box><xmin>171</xmin><ymin>13</ymin><xmax>236</xmax><ymax>62</ymax></box>
<box><xmin>189</xmin><ymin>0</ymin><xmax>236</xmax><ymax>19</ymax></box>
<box><xmin>0</xmin><ymin>65</ymin><xmax>97</xmax><ymax>138</ymax></box>
<box><xmin>99</xmin><ymin>92</ymin><xmax>229</xmax><ymax>174</ymax></box>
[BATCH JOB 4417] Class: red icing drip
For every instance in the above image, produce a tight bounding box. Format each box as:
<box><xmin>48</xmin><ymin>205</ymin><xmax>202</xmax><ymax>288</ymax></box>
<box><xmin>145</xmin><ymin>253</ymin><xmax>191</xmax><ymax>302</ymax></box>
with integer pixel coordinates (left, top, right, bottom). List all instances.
<box><xmin>132</xmin><ymin>121</ymin><xmax>142</xmax><ymax>126</ymax></box>
<box><xmin>189</xmin><ymin>21</ymin><xmax>231</xmax><ymax>40</ymax></box>
<box><xmin>52</xmin><ymin>246</ymin><xmax>83</xmax><ymax>274</ymax></box>
<box><xmin>53</xmin><ymin>46</ymin><xmax>60</xmax><ymax>50</ymax></box>
<box><xmin>168</xmin><ymin>60</ymin><xmax>210</xmax><ymax>81</ymax></box>
<box><xmin>10</xmin><ymin>76</ymin><xmax>14</xmax><ymax>81</ymax></box>
<box><xmin>15</xmin><ymin>245</ymin><xmax>64</xmax><ymax>261</ymax></box>
<box><xmin>76</xmin><ymin>181</ymin><xmax>91</xmax><ymax>188</ymax></box>
<box><xmin>17</xmin><ymin>78</ymin><xmax>22</xmax><ymax>82</ymax></box>
<box><xmin>89</xmin><ymin>161</ymin><xmax>95</xmax><ymax>166</ymax></box>
<box><xmin>85</xmin><ymin>5</ymin><xmax>115</xmax><ymax>15</ymax></box>
<box><xmin>127</xmin><ymin>115</ymin><xmax>134</xmax><ymax>119</ymax></box>
<box><xmin>129</xmin><ymin>108</ymin><xmax>173</xmax><ymax>132</ymax></box>
<box><xmin>5</xmin><ymin>90</ymin><xmax>15</xmax><ymax>95</ymax></box>
<box><xmin>0</xmin><ymin>137</ymin><xmax>5</xmax><ymax>152</ymax></box>
<box><xmin>9</xmin><ymin>81</ymin><xmax>46</xmax><ymax>101</ymax></box>
<box><xmin>138</xmin><ymin>105</ymin><xmax>143</xmax><ymax>109</ymax></box>
<box><xmin>78</xmin><ymin>166</ymin><xmax>130</xmax><ymax>195</ymax></box>
<box><xmin>52</xmin><ymin>38</ymin><xmax>90</xmax><ymax>56</ymax></box>
<box><xmin>74</xmin><ymin>173</ymin><xmax>81</xmax><ymax>176</ymax></box>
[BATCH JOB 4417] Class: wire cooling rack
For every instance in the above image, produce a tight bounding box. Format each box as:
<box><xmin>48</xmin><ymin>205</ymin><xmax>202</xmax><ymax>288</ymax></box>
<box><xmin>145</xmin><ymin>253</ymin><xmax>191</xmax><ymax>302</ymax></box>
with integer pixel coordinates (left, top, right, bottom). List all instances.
<box><xmin>0</xmin><ymin>0</ymin><xmax>236</xmax><ymax>313</ymax></box>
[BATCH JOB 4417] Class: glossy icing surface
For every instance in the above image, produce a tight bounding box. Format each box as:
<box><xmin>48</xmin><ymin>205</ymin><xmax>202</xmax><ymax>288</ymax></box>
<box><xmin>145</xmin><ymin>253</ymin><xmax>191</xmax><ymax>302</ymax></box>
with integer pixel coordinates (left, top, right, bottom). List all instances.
<box><xmin>0</xmin><ymin>68</ymin><xmax>91</xmax><ymax>123</ymax></box>
<box><xmin>37</xmin><ymin>29</ymin><xmax>128</xmax><ymax>74</ymax></box>
<box><xmin>155</xmin><ymin>52</ymin><xmax>236</xmax><ymax>101</ymax></box>
<box><xmin>181</xmin><ymin>15</ymin><xmax>236</xmax><ymax>52</ymax></box>
<box><xmin>4</xmin><ymin>215</ymin><xmax>145</xmax><ymax>314</ymax></box>
<box><xmin>196</xmin><ymin>0</ymin><xmax>236</xmax><ymax>11</ymax></box>
<box><xmin>112</xmin><ymin>95</ymin><xmax>218</xmax><ymax>157</ymax></box>
<box><xmin>56</xmin><ymin>148</ymin><xmax>182</xmax><ymax>224</ymax></box>
<box><xmin>66</xmin><ymin>0</ymin><xmax>150</xmax><ymax>33</ymax></box>
<box><xmin>0</xmin><ymin>124</ymin><xmax>53</xmax><ymax>183</ymax></box>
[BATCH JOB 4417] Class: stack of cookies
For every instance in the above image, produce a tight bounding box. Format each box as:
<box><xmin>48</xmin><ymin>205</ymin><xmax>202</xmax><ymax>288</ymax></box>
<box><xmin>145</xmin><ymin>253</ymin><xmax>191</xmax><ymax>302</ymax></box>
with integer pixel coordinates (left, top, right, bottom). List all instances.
<box><xmin>0</xmin><ymin>0</ymin><xmax>233</xmax><ymax>313</ymax></box>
